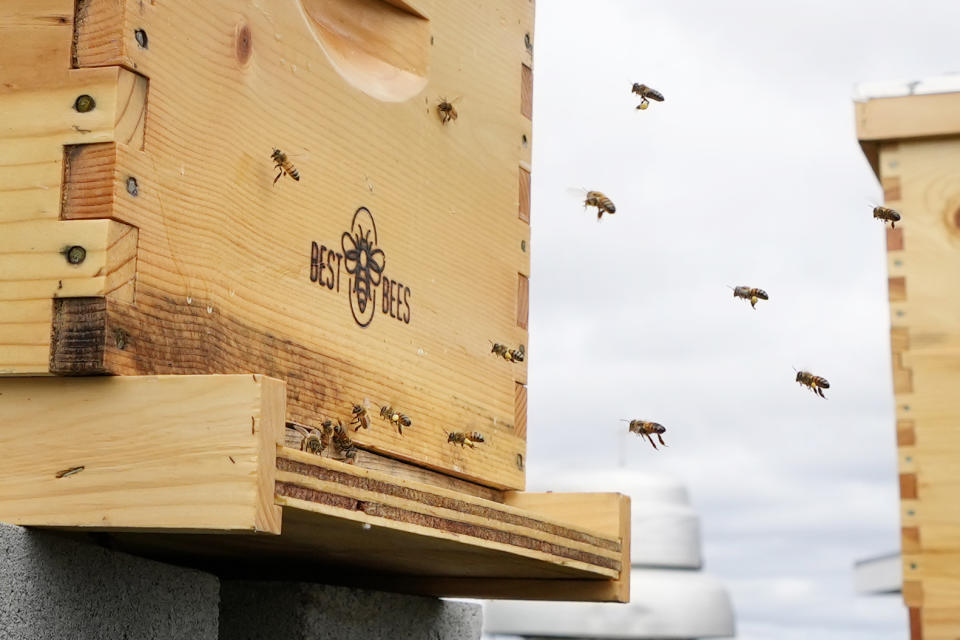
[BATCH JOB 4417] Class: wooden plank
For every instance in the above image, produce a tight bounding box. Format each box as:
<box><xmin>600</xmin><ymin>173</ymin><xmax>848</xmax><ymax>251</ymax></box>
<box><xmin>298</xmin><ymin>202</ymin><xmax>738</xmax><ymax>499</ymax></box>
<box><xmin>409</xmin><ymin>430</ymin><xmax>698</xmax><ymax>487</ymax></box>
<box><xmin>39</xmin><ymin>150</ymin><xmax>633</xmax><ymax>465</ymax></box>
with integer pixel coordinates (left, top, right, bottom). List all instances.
<box><xmin>41</xmin><ymin>0</ymin><xmax>536</xmax><ymax>490</ymax></box>
<box><xmin>901</xmin><ymin>473</ymin><xmax>918</xmax><ymax>500</ymax></box>
<box><xmin>0</xmin><ymin>374</ymin><xmax>284</xmax><ymax>532</ymax></box>
<box><xmin>889</xmin><ymin>276</ymin><xmax>907</xmax><ymax>302</ymax></box>
<box><xmin>517</xmin><ymin>273</ymin><xmax>529</xmax><ymax>329</ymax></box>
<box><xmin>898</xmin><ymin>420</ymin><xmax>916</xmax><ymax>447</ymax></box>
<box><xmin>521</xmin><ymin>63</ymin><xmax>533</xmax><ymax>119</ymax></box>
<box><xmin>887</xmin><ymin>226</ymin><xmax>904</xmax><ymax>251</ymax></box>
<box><xmin>857</xmin><ymin>93</ymin><xmax>960</xmax><ymax>142</ymax></box>
<box><xmin>0</xmin><ymin>218</ymin><xmax>137</xmax><ymax>374</ymax></box>
<box><xmin>911</xmin><ymin>607</ymin><xmax>923</xmax><ymax>640</ymax></box>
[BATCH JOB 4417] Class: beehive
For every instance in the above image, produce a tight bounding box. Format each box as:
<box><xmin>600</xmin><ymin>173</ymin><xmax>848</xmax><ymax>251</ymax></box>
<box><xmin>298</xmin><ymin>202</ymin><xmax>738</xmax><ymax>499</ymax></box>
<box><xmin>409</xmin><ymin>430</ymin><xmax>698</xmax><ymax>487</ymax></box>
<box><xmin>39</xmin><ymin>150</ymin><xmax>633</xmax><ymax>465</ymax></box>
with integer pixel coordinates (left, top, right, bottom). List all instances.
<box><xmin>0</xmin><ymin>0</ymin><xmax>630</xmax><ymax>602</ymax></box>
<box><xmin>857</xmin><ymin>86</ymin><xmax>960</xmax><ymax>638</ymax></box>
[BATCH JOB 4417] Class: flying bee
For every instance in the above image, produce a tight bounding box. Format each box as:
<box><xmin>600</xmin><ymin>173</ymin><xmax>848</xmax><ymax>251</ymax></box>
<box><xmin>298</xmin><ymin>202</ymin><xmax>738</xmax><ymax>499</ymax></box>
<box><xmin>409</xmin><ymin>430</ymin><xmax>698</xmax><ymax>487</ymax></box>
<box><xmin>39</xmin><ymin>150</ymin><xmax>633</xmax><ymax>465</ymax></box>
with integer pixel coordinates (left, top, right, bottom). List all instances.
<box><xmin>379</xmin><ymin>405</ymin><xmax>412</xmax><ymax>435</ymax></box>
<box><xmin>631</xmin><ymin>83</ymin><xmax>665</xmax><ymax>110</ymax></box>
<box><xmin>447</xmin><ymin>431</ymin><xmax>485</xmax><ymax>448</ymax></box>
<box><xmin>270</xmin><ymin>148</ymin><xmax>300</xmax><ymax>184</ymax></box>
<box><xmin>351</xmin><ymin>400</ymin><xmax>372</xmax><ymax>432</ymax></box>
<box><xmin>795</xmin><ymin>370</ymin><xmax>830</xmax><ymax>399</ymax></box>
<box><xmin>331</xmin><ymin>419</ymin><xmax>358</xmax><ymax>463</ymax></box>
<box><xmin>621</xmin><ymin>419</ymin><xmax>667</xmax><ymax>450</ymax></box>
<box><xmin>730</xmin><ymin>285</ymin><xmax>769</xmax><ymax>309</ymax></box>
<box><xmin>491</xmin><ymin>341</ymin><xmax>523</xmax><ymax>362</ymax></box>
<box><xmin>872</xmin><ymin>205</ymin><xmax>901</xmax><ymax>229</ymax></box>
<box><xmin>437</xmin><ymin>97</ymin><xmax>460</xmax><ymax>124</ymax></box>
<box><xmin>584</xmin><ymin>190</ymin><xmax>616</xmax><ymax>220</ymax></box>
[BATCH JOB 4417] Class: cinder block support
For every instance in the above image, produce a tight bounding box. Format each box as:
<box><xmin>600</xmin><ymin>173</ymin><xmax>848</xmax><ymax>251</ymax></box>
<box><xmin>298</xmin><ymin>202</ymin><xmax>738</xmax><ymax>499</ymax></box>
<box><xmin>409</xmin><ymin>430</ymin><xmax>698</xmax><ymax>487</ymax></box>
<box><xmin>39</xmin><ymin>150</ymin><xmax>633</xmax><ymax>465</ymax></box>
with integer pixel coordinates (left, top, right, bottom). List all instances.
<box><xmin>219</xmin><ymin>581</ymin><xmax>482</xmax><ymax>640</ymax></box>
<box><xmin>0</xmin><ymin>523</ymin><xmax>219</xmax><ymax>640</ymax></box>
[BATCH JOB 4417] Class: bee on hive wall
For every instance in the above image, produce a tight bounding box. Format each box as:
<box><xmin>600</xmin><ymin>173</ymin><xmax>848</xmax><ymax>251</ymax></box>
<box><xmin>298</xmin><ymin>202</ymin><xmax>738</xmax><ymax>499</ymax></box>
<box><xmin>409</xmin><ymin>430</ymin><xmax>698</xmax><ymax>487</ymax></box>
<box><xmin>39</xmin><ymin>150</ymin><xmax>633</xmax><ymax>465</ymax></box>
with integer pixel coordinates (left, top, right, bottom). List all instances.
<box><xmin>631</xmin><ymin>83</ymin><xmax>664</xmax><ymax>110</ymax></box>
<box><xmin>351</xmin><ymin>401</ymin><xmax>372</xmax><ymax>431</ymax></box>
<box><xmin>622</xmin><ymin>419</ymin><xmax>667</xmax><ymax>450</ymax></box>
<box><xmin>270</xmin><ymin>148</ymin><xmax>300</xmax><ymax>184</ymax></box>
<box><xmin>730</xmin><ymin>286</ymin><xmax>769</xmax><ymax>309</ymax></box>
<box><xmin>290</xmin><ymin>422</ymin><xmax>329</xmax><ymax>456</ymax></box>
<box><xmin>437</xmin><ymin>97</ymin><xmax>459</xmax><ymax>124</ymax></box>
<box><xmin>795</xmin><ymin>370</ymin><xmax>830</xmax><ymax>398</ymax></box>
<box><xmin>331</xmin><ymin>419</ymin><xmax>358</xmax><ymax>463</ymax></box>
<box><xmin>491</xmin><ymin>342</ymin><xmax>524</xmax><ymax>362</ymax></box>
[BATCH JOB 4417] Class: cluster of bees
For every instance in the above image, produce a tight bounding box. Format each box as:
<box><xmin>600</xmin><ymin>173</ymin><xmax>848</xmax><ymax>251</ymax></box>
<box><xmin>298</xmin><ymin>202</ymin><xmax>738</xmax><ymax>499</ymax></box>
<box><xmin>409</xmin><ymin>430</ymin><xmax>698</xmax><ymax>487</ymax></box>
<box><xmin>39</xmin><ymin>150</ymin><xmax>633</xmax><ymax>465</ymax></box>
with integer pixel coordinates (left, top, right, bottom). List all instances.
<box><xmin>579</xmin><ymin>83</ymin><xmax>906</xmax><ymax>451</ymax></box>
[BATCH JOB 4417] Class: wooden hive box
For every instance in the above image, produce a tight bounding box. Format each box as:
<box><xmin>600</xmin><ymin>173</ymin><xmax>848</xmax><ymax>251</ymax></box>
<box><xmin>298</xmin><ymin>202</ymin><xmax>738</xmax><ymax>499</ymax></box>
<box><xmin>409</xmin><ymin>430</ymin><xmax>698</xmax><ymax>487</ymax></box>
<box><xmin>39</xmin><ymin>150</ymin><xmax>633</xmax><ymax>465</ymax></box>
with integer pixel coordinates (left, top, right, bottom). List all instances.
<box><xmin>857</xmin><ymin>87</ymin><xmax>960</xmax><ymax>637</ymax></box>
<box><xmin>0</xmin><ymin>0</ymin><xmax>630</xmax><ymax>602</ymax></box>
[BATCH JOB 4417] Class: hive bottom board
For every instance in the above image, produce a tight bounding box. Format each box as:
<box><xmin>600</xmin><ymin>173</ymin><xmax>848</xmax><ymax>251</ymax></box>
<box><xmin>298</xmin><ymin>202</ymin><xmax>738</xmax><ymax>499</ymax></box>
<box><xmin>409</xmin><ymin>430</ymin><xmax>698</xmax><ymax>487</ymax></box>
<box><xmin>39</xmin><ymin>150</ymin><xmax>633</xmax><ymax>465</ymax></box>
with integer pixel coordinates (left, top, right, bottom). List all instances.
<box><xmin>0</xmin><ymin>374</ymin><xmax>630</xmax><ymax>602</ymax></box>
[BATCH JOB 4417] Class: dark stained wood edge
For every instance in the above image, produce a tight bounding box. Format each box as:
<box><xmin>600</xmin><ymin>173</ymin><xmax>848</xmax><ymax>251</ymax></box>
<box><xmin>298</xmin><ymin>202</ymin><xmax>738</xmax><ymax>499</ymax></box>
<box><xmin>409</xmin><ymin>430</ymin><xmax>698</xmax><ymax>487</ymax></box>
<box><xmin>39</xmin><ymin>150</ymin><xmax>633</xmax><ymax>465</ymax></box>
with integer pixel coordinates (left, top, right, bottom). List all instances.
<box><xmin>887</xmin><ymin>226</ymin><xmax>904</xmax><ymax>251</ymax></box>
<box><xmin>517</xmin><ymin>273</ymin><xmax>529</xmax><ymax>329</ymax></box>
<box><xmin>902</xmin><ymin>526</ymin><xmax>920</xmax><ymax>553</ymax></box>
<box><xmin>882</xmin><ymin>176</ymin><xmax>902</xmax><ymax>202</ymax></box>
<box><xmin>900</xmin><ymin>473</ymin><xmax>918</xmax><ymax>500</ymax></box>
<box><xmin>50</xmin><ymin>297</ymin><xmax>108</xmax><ymax>374</ymax></box>
<box><xmin>275</xmin><ymin>481</ymin><xmax>620</xmax><ymax>571</ymax></box>
<box><xmin>897</xmin><ymin>420</ymin><xmax>916</xmax><ymax>447</ymax></box>
<box><xmin>889</xmin><ymin>276</ymin><xmax>907</xmax><ymax>302</ymax></box>
<box><xmin>518</xmin><ymin>166</ymin><xmax>531</xmax><ymax>223</ymax></box>
<box><xmin>73</xmin><ymin>0</ymin><xmax>127</xmax><ymax>69</ymax></box>
<box><xmin>520</xmin><ymin>63</ymin><xmax>533</xmax><ymax>119</ymax></box>
<box><xmin>909</xmin><ymin>606</ymin><xmax>922</xmax><ymax>640</ymax></box>
<box><xmin>276</xmin><ymin>457</ymin><xmax>620</xmax><ymax>552</ymax></box>
<box><xmin>514</xmin><ymin>382</ymin><xmax>527</xmax><ymax>439</ymax></box>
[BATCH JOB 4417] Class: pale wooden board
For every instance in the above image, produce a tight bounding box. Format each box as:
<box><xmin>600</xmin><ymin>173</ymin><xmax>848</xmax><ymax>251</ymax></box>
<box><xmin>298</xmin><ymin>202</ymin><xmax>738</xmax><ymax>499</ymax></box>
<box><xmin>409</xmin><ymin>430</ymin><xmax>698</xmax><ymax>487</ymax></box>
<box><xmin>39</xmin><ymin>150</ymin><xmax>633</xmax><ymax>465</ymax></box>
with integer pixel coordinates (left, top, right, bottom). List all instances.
<box><xmin>0</xmin><ymin>374</ymin><xmax>284</xmax><ymax>532</ymax></box>
<box><xmin>0</xmin><ymin>0</ymin><xmax>536</xmax><ymax>489</ymax></box>
<box><xmin>869</xmin><ymin>134</ymin><xmax>960</xmax><ymax>623</ymax></box>
<box><xmin>857</xmin><ymin>93</ymin><xmax>960</xmax><ymax>142</ymax></box>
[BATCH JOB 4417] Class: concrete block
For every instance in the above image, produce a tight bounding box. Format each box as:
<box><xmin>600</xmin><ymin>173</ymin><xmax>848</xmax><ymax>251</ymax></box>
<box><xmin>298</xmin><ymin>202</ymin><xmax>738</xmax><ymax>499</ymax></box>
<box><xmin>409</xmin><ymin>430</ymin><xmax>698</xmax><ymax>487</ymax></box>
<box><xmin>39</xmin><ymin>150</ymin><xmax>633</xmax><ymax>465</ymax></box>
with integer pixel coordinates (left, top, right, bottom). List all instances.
<box><xmin>0</xmin><ymin>523</ymin><xmax>219</xmax><ymax>640</ymax></box>
<box><xmin>219</xmin><ymin>581</ymin><xmax>482</xmax><ymax>640</ymax></box>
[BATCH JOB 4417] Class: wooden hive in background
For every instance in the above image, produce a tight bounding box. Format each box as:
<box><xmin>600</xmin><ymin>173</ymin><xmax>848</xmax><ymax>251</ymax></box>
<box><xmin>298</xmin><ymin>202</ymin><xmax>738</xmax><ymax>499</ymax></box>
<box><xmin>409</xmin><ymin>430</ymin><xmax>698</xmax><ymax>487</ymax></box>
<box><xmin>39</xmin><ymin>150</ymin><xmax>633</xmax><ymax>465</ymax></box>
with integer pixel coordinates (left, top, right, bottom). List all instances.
<box><xmin>0</xmin><ymin>0</ymin><xmax>631</xmax><ymax>602</ymax></box>
<box><xmin>857</xmin><ymin>84</ymin><xmax>960</xmax><ymax>638</ymax></box>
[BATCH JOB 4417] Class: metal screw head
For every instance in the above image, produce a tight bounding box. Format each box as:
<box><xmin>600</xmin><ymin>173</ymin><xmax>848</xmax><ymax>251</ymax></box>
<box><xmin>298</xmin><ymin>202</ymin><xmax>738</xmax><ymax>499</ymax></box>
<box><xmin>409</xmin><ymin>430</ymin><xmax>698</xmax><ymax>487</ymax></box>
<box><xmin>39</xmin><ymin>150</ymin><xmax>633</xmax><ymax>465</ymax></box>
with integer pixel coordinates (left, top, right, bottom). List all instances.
<box><xmin>65</xmin><ymin>246</ymin><xmax>86</xmax><ymax>265</ymax></box>
<box><xmin>126</xmin><ymin>176</ymin><xmax>139</xmax><ymax>196</ymax></box>
<box><xmin>113</xmin><ymin>328</ymin><xmax>127</xmax><ymax>350</ymax></box>
<box><xmin>74</xmin><ymin>95</ymin><xmax>96</xmax><ymax>113</ymax></box>
<box><xmin>134</xmin><ymin>29</ymin><xmax>148</xmax><ymax>48</ymax></box>
<box><xmin>524</xmin><ymin>32</ymin><xmax>533</xmax><ymax>51</ymax></box>
<box><xmin>907</xmin><ymin>510</ymin><xmax>915</xmax><ymax>516</ymax></box>
<box><xmin>522</xmin><ymin>134</ymin><xmax>528</xmax><ymax>147</ymax></box>
<box><xmin>909</xmin><ymin>562</ymin><xmax>917</xmax><ymax>570</ymax></box>
<box><xmin>521</xmin><ymin>239</ymin><xmax>526</xmax><ymax>252</ymax></box>
<box><xmin>516</xmin><ymin>453</ymin><xmax>524</xmax><ymax>471</ymax></box>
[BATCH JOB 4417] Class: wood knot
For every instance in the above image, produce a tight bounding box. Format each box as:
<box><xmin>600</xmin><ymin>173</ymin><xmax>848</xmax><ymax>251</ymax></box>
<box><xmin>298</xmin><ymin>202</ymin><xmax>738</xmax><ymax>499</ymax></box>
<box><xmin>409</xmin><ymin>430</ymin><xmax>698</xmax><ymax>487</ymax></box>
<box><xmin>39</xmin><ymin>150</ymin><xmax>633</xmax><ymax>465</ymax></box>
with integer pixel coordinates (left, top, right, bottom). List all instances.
<box><xmin>953</xmin><ymin>206</ymin><xmax>960</xmax><ymax>230</ymax></box>
<box><xmin>236</xmin><ymin>23</ymin><xmax>252</xmax><ymax>65</ymax></box>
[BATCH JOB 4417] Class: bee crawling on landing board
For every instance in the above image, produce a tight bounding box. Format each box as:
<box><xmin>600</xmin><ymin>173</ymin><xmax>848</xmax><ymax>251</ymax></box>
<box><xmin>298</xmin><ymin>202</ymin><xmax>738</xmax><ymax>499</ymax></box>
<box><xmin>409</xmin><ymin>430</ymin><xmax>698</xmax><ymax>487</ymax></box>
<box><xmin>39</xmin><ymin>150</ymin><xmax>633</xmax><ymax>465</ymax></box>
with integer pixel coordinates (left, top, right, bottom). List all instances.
<box><xmin>437</xmin><ymin>97</ymin><xmax>460</xmax><ymax>124</ymax></box>
<box><xmin>379</xmin><ymin>405</ymin><xmax>412</xmax><ymax>435</ymax></box>
<box><xmin>446</xmin><ymin>431</ymin><xmax>485</xmax><ymax>448</ymax></box>
<box><xmin>622</xmin><ymin>419</ymin><xmax>667</xmax><ymax>450</ymax></box>
<box><xmin>730</xmin><ymin>286</ymin><xmax>769</xmax><ymax>309</ymax></box>
<box><xmin>795</xmin><ymin>369</ymin><xmax>830</xmax><ymax>398</ymax></box>
<box><xmin>289</xmin><ymin>421</ymin><xmax>332</xmax><ymax>456</ymax></box>
<box><xmin>271</xmin><ymin>148</ymin><xmax>300</xmax><ymax>184</ymax></box>
<box><xmin>331</xmin><ymin>419</ymin><xmax>358</xmax><ymax>463</ymax></box>
<box><xmin>872</xmin><ymin>205</ymin><xmax>901</xmax><ymax>229</ymax></box>
<box><xmin>631</xmin><ymin>83</ymin><xmax>665</xmax><ymax>110</ymax></box>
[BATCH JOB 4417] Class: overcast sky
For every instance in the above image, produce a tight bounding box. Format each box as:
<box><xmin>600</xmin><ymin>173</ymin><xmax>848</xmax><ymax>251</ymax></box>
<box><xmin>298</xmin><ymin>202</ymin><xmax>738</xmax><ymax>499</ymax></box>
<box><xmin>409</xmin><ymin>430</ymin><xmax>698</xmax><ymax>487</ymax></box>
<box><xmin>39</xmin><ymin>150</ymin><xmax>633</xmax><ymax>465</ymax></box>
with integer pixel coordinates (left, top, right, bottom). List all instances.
<box><xmin>521</xmin><ymin>2</ymin><xmax>960</xmax><ymax>638</ymax></box>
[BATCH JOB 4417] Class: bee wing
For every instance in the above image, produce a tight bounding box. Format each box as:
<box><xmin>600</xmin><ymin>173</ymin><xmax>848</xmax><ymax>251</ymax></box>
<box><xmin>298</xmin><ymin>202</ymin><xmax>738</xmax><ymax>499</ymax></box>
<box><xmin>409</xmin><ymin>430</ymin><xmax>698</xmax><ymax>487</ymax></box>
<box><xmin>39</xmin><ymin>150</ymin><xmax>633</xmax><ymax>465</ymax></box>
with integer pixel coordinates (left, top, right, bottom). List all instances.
<box><xmin>566</xmin><ymin>187</ymin><xmax>588</xmax><ymax>198</ymax></box>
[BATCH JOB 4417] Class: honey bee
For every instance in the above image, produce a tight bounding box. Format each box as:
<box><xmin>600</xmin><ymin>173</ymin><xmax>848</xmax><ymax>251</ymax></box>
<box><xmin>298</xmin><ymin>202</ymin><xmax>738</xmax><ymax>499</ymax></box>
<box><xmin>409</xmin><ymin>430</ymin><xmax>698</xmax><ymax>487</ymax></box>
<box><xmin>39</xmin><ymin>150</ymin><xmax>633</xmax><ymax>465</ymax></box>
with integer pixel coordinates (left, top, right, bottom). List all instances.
<box><xmin>730</xmin><ymin>286</ymin><xmax>769</xmax><ymax>309</ymax></box>
<box><xmin>379</xmin><ymin>405</ymin><xmax>412</xmax><ymax>435</ymax></box>
<box><xmin>351</xmin><ymin>401</ymin><xmax>372</xmax><ymax>432</ymax></box>
<box><xmin>290</xmin><ymin>421</ymin><xmax>331</xmax><ymax>456</ymax></box>
<box><xmin>631</xmin><ymin>83</ymin><xmax>664</xmax><ymax>110</ymax></box>
<box><xmin>583</xmin><ymin>191</ymin><xmax>616</xmax><ymax>220</ymax></box>
<box><xmin>447</xmin><ymin>431</ymin><xmax>485</xmax><ymax>448</ymax></box>
<box><xmin>795</xmin><ymin>370</ymin><xmax>830</xmax><ymax>399</ymax></box>
<box><xmin>622</xmin><ymin>419</ymin><xmax>667</xmax><ymax>450</ymax></box>
<box><xmin>331</xmin><ymin>419</ymin><xmax>358</xmax><ymax>463</ymax></box>
<box><xmin>271</xmin><ymin>148</ymin><xmax>300</xmax><ymax>184</ymax></box>
<box><xmin>873</xmin><ymin>205</ymin><xmax>901</xmax><ymax>229</ymax></box>
<box><xmin>437</xmin><ymin>97</ymin><xmax>459</xmax><ymax>124</ymax></box>
<box><xmin>509</xmin><ymin>344</ymin><xmax>525</xmax><ymax>362</ymax></box>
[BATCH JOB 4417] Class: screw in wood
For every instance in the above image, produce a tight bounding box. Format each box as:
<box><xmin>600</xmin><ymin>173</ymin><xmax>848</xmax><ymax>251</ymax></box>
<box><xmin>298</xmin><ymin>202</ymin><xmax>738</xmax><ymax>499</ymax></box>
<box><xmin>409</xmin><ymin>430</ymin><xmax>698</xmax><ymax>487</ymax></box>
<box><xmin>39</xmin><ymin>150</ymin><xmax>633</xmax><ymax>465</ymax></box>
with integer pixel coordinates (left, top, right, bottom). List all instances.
<box><xmin>522</xmin><ymin>134</ymin><xmax>528</xmax><ymax>147</ymax></box>
<box><xmin>516</xmin><ymin>453</ymin><xmax>524</xmax><ymax>471</ymax></box>
<box><xmin>521</xmin><ymin>239</ymin><xmax>526</xmax><ymax>252</ymax></box>
<box><xmin>65</xmin><ymin>246</ymin><xmax>86</xmax><ymax>265</ymax></box>
<box><xmin>126</xmin><ymin>176</ymin><xmax>139</xmax><ymax>196</ymax></box>
<box><xmin>73</xmin><ymin>95</ymin><xmax>96</xmax><ymax>113</ymax></box>
<box><xmin>524</xmin><ymin>32</ymin><xmax>533</xmax><ymax>51</ymax></box>
<box><xmin>113</xmin><ymin>328</ymin><xmax>127</xmax><ymax>350</ymax></box>
<box><xmin>134</xmin><ymin>29</ymin><xmax>148</xmax><ymax>48</ymax></box>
